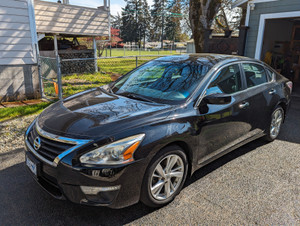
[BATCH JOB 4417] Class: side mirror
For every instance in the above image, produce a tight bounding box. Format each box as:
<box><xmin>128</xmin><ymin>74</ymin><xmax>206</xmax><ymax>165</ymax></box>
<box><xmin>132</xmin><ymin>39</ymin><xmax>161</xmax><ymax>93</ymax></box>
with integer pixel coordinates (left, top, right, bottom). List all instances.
<box><xmin>203</xmin><ymin>93</ymin><xmax>232</xmax><ymax>105</ymax></box>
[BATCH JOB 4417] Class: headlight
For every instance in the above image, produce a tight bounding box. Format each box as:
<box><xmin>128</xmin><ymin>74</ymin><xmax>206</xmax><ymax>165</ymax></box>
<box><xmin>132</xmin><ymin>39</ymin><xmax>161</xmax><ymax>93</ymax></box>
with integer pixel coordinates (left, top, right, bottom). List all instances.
<box><xmin>80</xmin><ymin>134</ymin><xmax>145</xmax><ymax>165</ymax></box>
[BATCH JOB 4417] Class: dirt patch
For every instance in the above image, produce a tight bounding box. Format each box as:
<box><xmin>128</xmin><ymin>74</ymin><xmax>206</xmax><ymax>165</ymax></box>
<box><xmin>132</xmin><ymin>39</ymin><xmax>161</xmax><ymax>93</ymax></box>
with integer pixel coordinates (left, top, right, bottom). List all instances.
<box><xmin>0</xmin><ymin>99</ymin><xmax>46</xmax><ymax>109</ymax></box>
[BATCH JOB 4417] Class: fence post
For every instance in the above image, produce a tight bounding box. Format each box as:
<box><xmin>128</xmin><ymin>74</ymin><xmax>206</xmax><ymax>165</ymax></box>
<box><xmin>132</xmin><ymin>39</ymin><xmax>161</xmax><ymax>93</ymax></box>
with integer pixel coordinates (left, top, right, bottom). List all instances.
<box><xmin>204</xmin><ymin>29</ymin><xmax>213</xmax><ymax>53</ymax></box>
<box><xmin>238</xmin><ymin>26</ymin><xmax>249</xmax><ymax>56</ymax></box>
<box><xmin>136</xmin><ymin>56</ymin><xmax>138</xmax><ymax>68</ymax></box>
<box><xmin>36</xmin><ymin>45</ymin><xmax>45</xmax><ymax>99</ymax></box>
<box><xmin>93</xmin><ymin>37</ymin><xmax>98</xmax><ymax>73</ymax></box>
<box><xmin>56</xmin><ymin>55</ymin><xmax>63</xmax><ymax>100</ymax></box>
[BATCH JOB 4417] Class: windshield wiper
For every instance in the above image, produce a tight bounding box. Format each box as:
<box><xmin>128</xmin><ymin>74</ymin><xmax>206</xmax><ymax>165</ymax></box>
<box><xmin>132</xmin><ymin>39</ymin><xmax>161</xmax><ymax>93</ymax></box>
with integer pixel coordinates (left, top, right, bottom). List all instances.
<box><xmin>122</xmin><ymin>93</ymin><xmax>155</xmax><ymax>103</ymax></box>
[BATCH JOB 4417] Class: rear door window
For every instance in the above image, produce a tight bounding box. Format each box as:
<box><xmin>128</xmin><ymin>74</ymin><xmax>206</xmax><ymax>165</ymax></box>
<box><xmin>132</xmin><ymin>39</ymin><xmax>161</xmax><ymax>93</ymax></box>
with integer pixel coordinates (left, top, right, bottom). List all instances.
<box><xmin>242</xmin><ymin>63</ymin><xmax>268</xmax><ymax>88</ymax></box>
<box><xmin>206</xmin><ymin>64</ymin><xmax>243</xmax><ymax>95</ymax></box>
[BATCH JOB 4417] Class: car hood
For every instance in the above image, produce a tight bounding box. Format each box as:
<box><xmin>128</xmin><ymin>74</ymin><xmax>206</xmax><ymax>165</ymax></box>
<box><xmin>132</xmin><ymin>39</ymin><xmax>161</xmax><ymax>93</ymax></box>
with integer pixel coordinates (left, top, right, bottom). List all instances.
<box><xmin>37</xmin><ymin>88</ymin><xmax>172</xmax><ymax>139</ymax></box>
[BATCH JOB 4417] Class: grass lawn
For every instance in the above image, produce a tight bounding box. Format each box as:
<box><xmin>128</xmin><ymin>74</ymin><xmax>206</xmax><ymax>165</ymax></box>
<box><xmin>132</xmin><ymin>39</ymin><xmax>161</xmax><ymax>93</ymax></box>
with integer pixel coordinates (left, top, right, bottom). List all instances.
<box><xmin>62</xmin><ymin>72</ymin><xmax>112</xmax><ymax>97</ymax></box>
<box><xmin>44</xmin><ymin>55</ymin><xmax>166</xmax><ymax>99</ymax></box>
<box><xmin>0</xmin><ymin>102</ymin><xmax>52</xmax><ymax>122</ymax></box>
<box><xmin>98</xmin><ymin>56</ymin><xmax>158</xmax><ymax>75</ymax></box>
<box><xmin>60</xmin><ymin>56</ymin><xmax>159</xmax><ymax>97</ymax></box>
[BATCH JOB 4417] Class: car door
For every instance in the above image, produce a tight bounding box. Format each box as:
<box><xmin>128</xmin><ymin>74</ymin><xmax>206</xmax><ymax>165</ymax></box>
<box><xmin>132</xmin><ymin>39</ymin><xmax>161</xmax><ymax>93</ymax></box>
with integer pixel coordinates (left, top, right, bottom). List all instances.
<box><xmin>240</xmin><ymin>62</ymin><xmax>279</xmax><ymax>132</ymax></box>
<box><xmin>196</xmin><ymin>63</ymin><xmax>253</xmax><ymax>165</ymax></box>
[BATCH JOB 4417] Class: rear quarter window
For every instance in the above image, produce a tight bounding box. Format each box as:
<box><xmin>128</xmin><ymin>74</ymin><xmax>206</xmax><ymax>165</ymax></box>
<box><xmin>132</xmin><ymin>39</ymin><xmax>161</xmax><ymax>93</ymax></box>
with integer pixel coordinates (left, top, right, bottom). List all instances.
<box><xmin>266</xmin><ymin>68</ymin><xmax>275</xmax><ymax>81</ymax></box>
<box><xmin>242</xmin><ymin>63</ymin><xmax>268</xmax><ymax>88</ymax></box>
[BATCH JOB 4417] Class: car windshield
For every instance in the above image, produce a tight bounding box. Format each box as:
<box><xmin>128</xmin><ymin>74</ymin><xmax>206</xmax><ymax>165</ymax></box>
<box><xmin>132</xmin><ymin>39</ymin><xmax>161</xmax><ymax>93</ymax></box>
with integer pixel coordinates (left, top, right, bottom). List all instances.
<box><xmin>112</xmin><ymin>60</ymin><xmax>211</xmax><ymax>104</ymax></box>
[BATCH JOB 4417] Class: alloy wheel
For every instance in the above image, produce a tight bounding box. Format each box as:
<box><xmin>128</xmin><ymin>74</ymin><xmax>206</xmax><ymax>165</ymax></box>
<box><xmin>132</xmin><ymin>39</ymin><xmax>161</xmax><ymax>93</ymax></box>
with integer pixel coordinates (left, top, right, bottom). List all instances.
<box><xmin>270</xmin><ymin>109</ymin><xmax>283</xmax><ymax>139</ymax></box>
<box><xmin>150</xmin><ymin>154</ymin><xmax>185</xmax><ymax>201</ymax></box>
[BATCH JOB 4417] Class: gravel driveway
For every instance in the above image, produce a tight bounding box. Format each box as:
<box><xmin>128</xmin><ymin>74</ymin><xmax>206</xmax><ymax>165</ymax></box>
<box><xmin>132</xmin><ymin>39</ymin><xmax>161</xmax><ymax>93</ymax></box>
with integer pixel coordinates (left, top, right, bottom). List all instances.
<box><xmin>0</xmin><ymin>96</ymin><xmax>299</xmax><ymax>225</ymax></box>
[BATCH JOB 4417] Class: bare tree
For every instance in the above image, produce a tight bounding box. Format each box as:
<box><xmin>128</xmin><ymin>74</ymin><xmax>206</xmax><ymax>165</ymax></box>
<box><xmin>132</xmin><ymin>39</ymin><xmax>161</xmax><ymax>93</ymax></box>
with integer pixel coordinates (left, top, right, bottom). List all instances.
<box><xmin>213</xmin><ymin>0</ymin><xmax>243</xmax><ymax>33</ymax></box>
<box><xmin>189</xmin><ymin>0</ymin><xmax>222</xmax><ymax>52</ymax></box>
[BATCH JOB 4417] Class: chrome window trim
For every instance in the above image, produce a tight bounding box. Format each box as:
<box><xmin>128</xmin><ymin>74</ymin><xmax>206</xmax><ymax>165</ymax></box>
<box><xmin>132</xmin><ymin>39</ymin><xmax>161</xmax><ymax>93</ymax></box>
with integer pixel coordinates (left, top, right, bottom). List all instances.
<box><xmin>195</xmin><ymin>60</ymin><xmax>275</xmax><ymax>109</ymax></box>
<box><xmin>264</xmin><ymin>66</ymin><xmax>276</xmax><ymax>83</ymax></box>
<box><xmin>194</xmin><ymin>61</ymin><xmax>242</xmax><ymax>108</ymax></box>
<box><xmin>182</xmin><ymin>58</ymin><xmax>239</xmax><ymax>108</ymax></box>
<box><xmin>25</xmin><ymin>119</ymin><xmax>91</xmax><ymax>167</ymax></box>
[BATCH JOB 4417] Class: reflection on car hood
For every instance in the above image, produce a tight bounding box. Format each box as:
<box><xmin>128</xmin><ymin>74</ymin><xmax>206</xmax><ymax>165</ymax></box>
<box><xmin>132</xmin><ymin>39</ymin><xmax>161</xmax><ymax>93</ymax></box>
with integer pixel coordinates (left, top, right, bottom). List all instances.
<box><xmin>38</xmin><ymin>88</ymin><xmax>172</xmax><ymax>138</ymax></box>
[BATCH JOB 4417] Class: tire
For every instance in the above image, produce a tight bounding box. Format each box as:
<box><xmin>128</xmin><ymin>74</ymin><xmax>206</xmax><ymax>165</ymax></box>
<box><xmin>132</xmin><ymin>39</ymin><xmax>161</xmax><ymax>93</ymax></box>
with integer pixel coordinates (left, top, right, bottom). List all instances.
<box><xmin>140</xmin><ymin>145</ymin><xmax>188</xmax><ymax>208</ymax></box>
<box><xmin>264</xmin><ymin>106</ymin><xmax>284</xmax><ymax>142</ymax></box>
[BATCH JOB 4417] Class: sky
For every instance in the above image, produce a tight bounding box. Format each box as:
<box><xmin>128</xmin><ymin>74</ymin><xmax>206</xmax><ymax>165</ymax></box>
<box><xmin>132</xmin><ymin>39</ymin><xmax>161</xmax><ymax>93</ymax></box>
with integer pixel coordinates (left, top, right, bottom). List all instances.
<box><xmin>44</xmin><ymin>0</ymin><xmax>154</xmax><ymax>16</ymax></box>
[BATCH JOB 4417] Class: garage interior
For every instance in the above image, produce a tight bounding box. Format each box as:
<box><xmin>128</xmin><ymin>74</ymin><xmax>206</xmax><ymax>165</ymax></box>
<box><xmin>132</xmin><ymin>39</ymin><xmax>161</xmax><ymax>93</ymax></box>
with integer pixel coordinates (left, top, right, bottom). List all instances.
<box><xmin>261</xmin><ymin>17</ymin><xmax>300</xmax><ymax>93</ymax></box>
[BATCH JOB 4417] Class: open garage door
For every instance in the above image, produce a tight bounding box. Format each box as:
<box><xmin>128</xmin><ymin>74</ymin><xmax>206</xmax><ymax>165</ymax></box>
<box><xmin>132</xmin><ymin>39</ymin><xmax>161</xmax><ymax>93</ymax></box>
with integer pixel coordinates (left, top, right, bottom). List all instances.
<box><xmin>261</xmin><ymin>18</ymin><xmax>300</xmax><ymax>85</ymax></box>
<box><xmin>255</xmin><ymin>11</ymin><xmax>300</xmax><ymax>92</ymax></box>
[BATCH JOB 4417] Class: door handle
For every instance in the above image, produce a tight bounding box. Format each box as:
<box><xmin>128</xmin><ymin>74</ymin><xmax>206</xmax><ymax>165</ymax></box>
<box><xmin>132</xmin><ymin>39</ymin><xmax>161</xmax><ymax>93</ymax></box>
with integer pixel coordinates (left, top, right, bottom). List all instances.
<box><xmin>269</xmin><ymin>89</ymin><xmax>276</xmax><ymax>95</ymax></box>
<box><xmin>239</xmin><ymin>101</ymin><xmax>249</xmax><ymax>109</ymax></box>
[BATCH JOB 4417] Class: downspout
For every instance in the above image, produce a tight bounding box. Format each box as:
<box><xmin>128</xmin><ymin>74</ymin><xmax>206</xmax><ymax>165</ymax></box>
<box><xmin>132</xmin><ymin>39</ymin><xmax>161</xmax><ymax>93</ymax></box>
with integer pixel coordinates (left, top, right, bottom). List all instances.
<box><xmin>27</xmin><ymin>0</ymin><xmax>38</xmax><ymax>63</ymax></box>
<box><xmin>245</xmin><ymin>1</ymin><xmax>251</xmax><ymax>26</ymax></box>
<box><xmin>108</xmin><ymin>0</ymin><xmax>111</xmax><ymax>42</ymax></box>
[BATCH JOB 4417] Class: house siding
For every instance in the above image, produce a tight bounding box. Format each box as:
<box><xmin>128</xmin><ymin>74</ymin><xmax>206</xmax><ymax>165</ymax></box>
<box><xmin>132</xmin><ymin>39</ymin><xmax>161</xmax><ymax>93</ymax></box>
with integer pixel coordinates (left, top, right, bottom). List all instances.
<box><xmin>245</xmin><ymin>0</ymin><xmax>300</xmax><ymax>58</ymax></box>
<box><xmin>0</xmin><ymin>0</ymin><xmax>39</xmax><ymax>102</ymax></box>
<box><xmin>0</xmin><ymin>0</ymin><xmax>36</xmax><ymax>65</ymax></box>
<box><xmin>34</xmin><ymin>0</ymin><xmax>109</xmax><ymax>36</ymax></box>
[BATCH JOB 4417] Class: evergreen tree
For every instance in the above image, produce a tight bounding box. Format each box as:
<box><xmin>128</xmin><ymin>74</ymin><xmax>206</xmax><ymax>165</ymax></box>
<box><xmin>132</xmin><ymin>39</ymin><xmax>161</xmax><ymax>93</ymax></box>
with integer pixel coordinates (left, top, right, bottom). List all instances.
<box><xmin>150</xmin><ymin>0</ymin><xmax>166</xmax><ymax>42</ymax></box>
<box><xmin>165</xmin><ymin>0</ymin><xmax>182</xmax><ymax>42</ymax></box>
<box><xmin>120</xmin><ymin>0</ymin><xmax>150</xmax><ymax>46</ymax></box>
<box><xmin>120</xmin><ymin>2</ymin><xmax>136</xmax><ymax>44</ymax></box>
<box><xmin>111</xmin><ymin>13</ymin><xmax>122</xmax><ymax>30</ymax></box>
<box><xmin>139</xmin><ymin>0</ymin><xmax>151</xmax><ymax>47</ymax></box>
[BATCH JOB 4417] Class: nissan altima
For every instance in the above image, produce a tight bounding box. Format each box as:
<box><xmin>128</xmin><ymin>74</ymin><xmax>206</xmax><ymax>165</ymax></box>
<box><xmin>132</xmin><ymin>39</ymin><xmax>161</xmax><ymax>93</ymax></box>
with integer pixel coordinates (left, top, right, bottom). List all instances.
<box><xmin>24</xmin><ymin>54</ymin><xmax>292</xmax><ymax>208</ymax></box>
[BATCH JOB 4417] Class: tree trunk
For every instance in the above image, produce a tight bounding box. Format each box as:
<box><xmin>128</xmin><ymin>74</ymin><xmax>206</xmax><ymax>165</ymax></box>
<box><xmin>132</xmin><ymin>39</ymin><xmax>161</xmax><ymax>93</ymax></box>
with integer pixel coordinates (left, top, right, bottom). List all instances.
<box><xmin>240</xmin><ymin>4</ymin><xmax>247</xmax><ymax>26</ymax></box>
<box><xmin>189</xmin><ymin>0</ymin><xmax>222</xmax><ymax>53</ymax></box>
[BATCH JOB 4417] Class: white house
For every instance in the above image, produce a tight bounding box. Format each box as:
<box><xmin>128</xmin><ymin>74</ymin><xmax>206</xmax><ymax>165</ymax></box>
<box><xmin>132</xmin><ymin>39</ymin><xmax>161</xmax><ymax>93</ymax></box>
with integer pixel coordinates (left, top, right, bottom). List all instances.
<box><xmin>0</xmin><ymin>0</ymin><xmax>39</xmax><ymax>102</ymax></box>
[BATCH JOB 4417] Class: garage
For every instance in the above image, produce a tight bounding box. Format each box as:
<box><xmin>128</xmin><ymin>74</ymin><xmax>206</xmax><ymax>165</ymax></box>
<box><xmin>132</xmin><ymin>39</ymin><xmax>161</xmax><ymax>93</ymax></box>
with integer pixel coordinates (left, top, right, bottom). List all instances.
<box><xmin>258</xmin><ymin>14</ymin><xmax>300</xmax><ymax>92</ymax></box>
<box><xmin>233</xmin><ymin>0</ymin><xmax>300</xmax><ymax>93</ymax></box>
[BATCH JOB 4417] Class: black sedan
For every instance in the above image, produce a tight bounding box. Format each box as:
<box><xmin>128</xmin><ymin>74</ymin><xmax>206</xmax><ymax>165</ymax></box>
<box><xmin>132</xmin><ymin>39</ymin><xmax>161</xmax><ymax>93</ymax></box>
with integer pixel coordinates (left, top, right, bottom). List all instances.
<box><xmin>24</xmin><ymin>54</ymin><xmax>292</xmax><ymax>208</ymax></box>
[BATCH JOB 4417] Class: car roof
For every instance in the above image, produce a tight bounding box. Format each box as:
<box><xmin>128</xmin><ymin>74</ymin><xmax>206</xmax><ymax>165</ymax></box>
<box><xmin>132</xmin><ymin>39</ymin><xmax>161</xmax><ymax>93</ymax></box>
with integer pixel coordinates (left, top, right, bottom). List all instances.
<box><xmin>154</xmin><ymin>54</ymin><xmax>260</xmax><ymax>67</ymax></box>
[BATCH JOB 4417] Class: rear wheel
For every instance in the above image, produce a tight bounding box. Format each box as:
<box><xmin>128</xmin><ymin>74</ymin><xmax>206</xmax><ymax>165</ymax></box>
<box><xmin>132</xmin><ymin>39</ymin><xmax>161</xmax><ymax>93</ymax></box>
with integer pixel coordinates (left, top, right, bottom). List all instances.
<box><xmin>265</xmin><ymin>106</ymin><xmax>284</xmax><ymax>141</ymax></box>
<box><xmin>140</xmin><ymin>145</ymin><xmax>188</xmax><ymax>208</ymax></box>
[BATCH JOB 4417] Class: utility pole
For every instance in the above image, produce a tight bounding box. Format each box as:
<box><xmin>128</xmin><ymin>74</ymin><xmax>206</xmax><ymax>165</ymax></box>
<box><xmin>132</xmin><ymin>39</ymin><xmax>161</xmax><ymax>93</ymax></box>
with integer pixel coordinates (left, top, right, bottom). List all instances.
<box><xmin>161</xmin><ymin>0</ymin><xmax>165</xmax><ymax>50</ymax></box>
<box><xmin>161</xmin><ymin>13</ymin><xmax>164</xmax><ymax>49</ymax></box>
<box><xmin>135</xmin><ymin>1</ymin><xmax>139</xmax><ymax>47</ymax></box>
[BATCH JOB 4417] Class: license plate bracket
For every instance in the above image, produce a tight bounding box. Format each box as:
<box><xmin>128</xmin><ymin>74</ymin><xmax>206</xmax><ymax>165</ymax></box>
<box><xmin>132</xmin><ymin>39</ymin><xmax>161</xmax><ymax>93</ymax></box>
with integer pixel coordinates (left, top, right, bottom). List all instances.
<box><xmin>26</xmin><ymin>153</ymin><xmax>41</xmax><ymax>177</ymax></box>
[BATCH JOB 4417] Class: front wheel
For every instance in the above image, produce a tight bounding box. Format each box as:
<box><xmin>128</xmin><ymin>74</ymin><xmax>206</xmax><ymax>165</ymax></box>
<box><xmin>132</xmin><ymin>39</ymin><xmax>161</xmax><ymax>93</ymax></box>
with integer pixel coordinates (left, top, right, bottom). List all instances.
<box><xmin>140</xmin><ymin>145</ymin><xmax>188</xmax><ymax>208</ymax></box>
<box><xmin>264</xmin><ymin>106</ymin><xmax>284</xmax><ymax>142</ymax></box>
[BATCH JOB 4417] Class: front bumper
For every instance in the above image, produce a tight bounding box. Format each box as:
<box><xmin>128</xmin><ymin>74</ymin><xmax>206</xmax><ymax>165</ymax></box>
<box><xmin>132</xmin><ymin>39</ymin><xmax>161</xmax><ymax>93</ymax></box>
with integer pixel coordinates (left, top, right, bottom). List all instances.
<box><xmin>24</xmin><ymin>137</ymin><xmax>148</xmax><ymax>209</ymax></box>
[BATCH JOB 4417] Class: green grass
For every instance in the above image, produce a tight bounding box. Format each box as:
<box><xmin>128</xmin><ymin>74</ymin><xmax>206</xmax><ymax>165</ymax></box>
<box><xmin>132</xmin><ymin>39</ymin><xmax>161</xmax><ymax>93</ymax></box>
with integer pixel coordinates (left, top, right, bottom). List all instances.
<box><xmin>102</xmin><ymin>49</ymin><xmax>178</xmax><ymax>57</ymax></box>
<box><xmin>98</xmin><ymin>56</ymin><xmax>158</xmax><ymax>75</ymax></box>
<box><xmin>43</xmin><ymin>56</ymin><xmax>160</xmax><ymax>98</ymax></box>
<box><xmin>0</xmin><ymin>102</ymin><xmax>52</xmax><ymax>122</ymax></box>
<box><xmin>59</xmin><ymin>57</ymin><xmax>158</xmax><ymax>97</ymax></box>
<box><xmin>62</xmin><ymin>72</ymin><xmax>112</xmax><ymax>97</ymax></box>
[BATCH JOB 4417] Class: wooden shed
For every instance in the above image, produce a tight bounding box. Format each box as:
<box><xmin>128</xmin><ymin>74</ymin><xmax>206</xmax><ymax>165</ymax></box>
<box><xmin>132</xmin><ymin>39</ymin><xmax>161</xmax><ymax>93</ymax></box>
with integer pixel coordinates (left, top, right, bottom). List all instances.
<box><xmin>34</xmin><ymin>0</ymin><xmax>109</xmax><ymax>37</ymax></box>
<box><xmin>34</xmin><ymin>0</ymin><xmax>110</xmax><ymax>74</ymax></box>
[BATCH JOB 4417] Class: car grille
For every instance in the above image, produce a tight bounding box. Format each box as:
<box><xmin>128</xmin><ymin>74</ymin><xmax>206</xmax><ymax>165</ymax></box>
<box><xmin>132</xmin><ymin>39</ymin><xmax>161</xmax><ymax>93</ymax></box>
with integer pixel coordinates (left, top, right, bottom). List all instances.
<box><xmin>27</xmin><ymin>126</ymin><xmax>75</xmax><ymax>162</ymax></box>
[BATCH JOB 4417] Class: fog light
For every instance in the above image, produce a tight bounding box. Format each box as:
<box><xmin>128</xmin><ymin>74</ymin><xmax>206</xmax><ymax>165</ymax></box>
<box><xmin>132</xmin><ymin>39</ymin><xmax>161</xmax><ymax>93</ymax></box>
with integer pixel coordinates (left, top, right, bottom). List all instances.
<box><xmin>80</xmin><ymin>185</ymin><xmax>121</xmax><ymax>195</ymax></box>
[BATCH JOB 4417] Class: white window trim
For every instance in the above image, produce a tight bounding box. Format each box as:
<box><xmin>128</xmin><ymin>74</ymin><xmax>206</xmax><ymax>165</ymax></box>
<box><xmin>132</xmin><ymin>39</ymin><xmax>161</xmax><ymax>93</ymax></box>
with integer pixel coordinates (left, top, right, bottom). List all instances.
<box><xmin>232</xmin><ymin>0</ymin><xmax>279</xmax><ymax>27</ymax></box>
<box><xmin>232</xmin><ymin>0</ymin><xmax>278</xmax><ymax>8</ymax></box>
<box><xmin>255</xmin><ymin>11</ymin><xmax>300</xmax><ymax>60</ymax></box>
